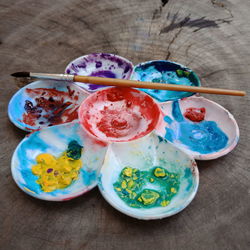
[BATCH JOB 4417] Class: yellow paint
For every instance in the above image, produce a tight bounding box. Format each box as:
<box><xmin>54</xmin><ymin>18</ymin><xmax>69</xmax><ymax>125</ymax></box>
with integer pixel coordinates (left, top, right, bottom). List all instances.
<box><xmin>139</xmin><ymin>190</ymin><xmax>160</xmax><ymax>205</ymax></box>
<box><xmin>32</xmin><ymin>152</ymin><xmax>81</xmax><ymax>192</ymax></box>
<box><xmin>161</xmin><ymin>200</ymin><xmax>170</xmax><ymax>207</ymax></box>
<box><xmin>24</xmin><ymin>187</ymin><xmax>36</xmax><ymax>194</ymax></box>
<box><xmin>123</xmin><ymin>167</ymin><xmax>133</xmax><ymax>177</ymax></box>
<box><xmin>171</xmin><ymin>187</ymin><xmax>177</xmax><ymax>193</ymax></box>
<box><xmin>121</xmin><ymin>180</ymin><xmax>127</xmax><ymax>189</ymax></box>
<box><xmin>150</xmin><ymin>178</ymin><xmax>154</xmax><ymax>182</ymax></box>
<box><xmin>154</xmin><ymin>167</ymin><xmax>166</xmax><ymax>177</ymax></box>
<box><xmin>127</xmin><ymin>180</ymin><xmax>134</xmax><ymax>188</ymax></box>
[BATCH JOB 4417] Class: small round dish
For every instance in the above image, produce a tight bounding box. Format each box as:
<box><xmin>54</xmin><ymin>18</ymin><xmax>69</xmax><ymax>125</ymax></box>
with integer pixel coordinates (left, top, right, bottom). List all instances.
<box><xmin>11</xmin><ymin>122</ymin><xmax>108</xmax><ymax>201</ymax></box>
<box><xmin>8</xmin><ymin>80</ymin><xmax>89</xmax><ymax>131</ymax></box>
<box><xmin>78</xmin><ymin>87</ymin><xmax>161</xmax><ymax>142</ymax></box>
<box><xmin>156</xmin><ymin>96</ymin><xmax>239</xmax><ymax>160</ymax></box>
<box><xmin>98</xmin><ymin>133</ymin><xmax>199</xmax><ymax>220</ymax></box>
<box><xmin>132</xmin><ymin>60</ymin><xmax>201</xmax><ymax>102</ymax></box>
<box><xmin>65</xmin><ymin>53</ymin><xmax>133</xmax><ymax>92</ymax></box>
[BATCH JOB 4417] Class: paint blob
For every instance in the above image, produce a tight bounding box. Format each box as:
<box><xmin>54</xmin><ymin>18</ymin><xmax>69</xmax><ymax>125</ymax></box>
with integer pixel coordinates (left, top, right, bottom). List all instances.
<box><xmin>113</xmin><ymin>167</ymin><xmax>180</xmax><ymax>208</ymax></box>
<box><xmin>132</xmin><ymin>61</ymin><xmax>200</xmax><ymax>102</ymax></box>
<box><xmin>78</xmin><ymin>87</ymin><xmax>161</xmax><ymax>142</ymax></box>
<box><xmin>21</xmin><ymin>87</ymin><xmax>80</xmax><ymax>127</ymax></box>
<box><xmin>32</xmin><ymin>140</ymin><xmax>83</xmax><ymax>192</ymax></box>
<box><xmin>65</xmin><ymin>53</ymin><xmax>133</xmax><ymax>92</ymax></box>
<box><xmin>164</xmin><ymin>101</ymin><xmax>228</xmax><ymax>154</ymax></box>
<box><xmin>184</xmin><ymin>107</ymin><xmax>206</xmax><ymax>122</ymax></box>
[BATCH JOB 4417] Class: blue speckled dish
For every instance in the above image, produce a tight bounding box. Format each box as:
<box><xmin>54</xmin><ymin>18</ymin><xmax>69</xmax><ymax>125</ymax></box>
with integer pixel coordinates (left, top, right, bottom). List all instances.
<box><xmin>65</xmin><ymin>53</ymin><xmax>133</xmax><ymax>92</ymax></box>
<box><xmin>11</xmin><ymin>122</ymin><xmax>108</xmax><ymax>201</ymax></box>
<box><xmin>98</xmin><ymin>133</ymin><xmax>199</xmax><ymax>220</ymax></box>
<box><xmin>132</xmin><ymin>60</ymin><xmax>201</xmax><ymax>102</ymax></box>
<box><xmin>156</xmin><ymin>96</ymin><xmax>239</xmax><ymax>160</ymax></box>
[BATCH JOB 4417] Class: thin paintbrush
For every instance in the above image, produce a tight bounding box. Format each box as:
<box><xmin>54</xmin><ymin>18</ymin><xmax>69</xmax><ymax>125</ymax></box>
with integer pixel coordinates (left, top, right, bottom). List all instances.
<box><xmin>11</xmin><ymin>72</ymin><xmax>246</xmax><ymax>96</ymax></box>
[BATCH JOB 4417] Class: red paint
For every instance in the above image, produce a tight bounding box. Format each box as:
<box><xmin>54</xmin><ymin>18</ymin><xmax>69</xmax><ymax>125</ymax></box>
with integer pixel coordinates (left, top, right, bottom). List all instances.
<box><xmin>22</xmin><ymin>87</ymin><xmax>80</xmax><ymax>127</ymax></box>
<box><xmin>184</xmin><ymin>107</ymin><xmax>206</xmax><ymax>122</ymax></box>
<box><xmin>78</xmin><ymin>87</ymin><xmax>161</xmax><ymax>142</ymax></box>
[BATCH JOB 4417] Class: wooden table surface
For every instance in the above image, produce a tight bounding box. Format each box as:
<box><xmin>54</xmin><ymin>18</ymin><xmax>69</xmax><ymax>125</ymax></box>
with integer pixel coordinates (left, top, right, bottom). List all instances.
<box><xmin>0</xmin><ymin>0</ymin><xmax>249</xmax><ymax>249</ymax></box>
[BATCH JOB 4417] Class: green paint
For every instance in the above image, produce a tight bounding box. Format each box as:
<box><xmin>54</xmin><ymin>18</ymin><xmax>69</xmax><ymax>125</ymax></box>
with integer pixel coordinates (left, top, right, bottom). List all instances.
<box><xmin>113</xmin><ymin>166</ymin><xmax>180</xmax><ymax>208</ymax></box>
<box><xmin>176</xmin><ymin>69</ymin><xmax>191</xmax><ymax>78</ymax></box>
<box><xmin>66</xmin><ymin>140</ymin><xmax>83</xmax><ymax>160</ymax></box>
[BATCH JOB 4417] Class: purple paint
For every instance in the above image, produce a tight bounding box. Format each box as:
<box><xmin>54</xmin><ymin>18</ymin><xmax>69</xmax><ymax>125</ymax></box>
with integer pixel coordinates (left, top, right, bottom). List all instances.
<box><xmin>95</xmin><ymin>61</ymin><xmax>102</xmax><ymax>68</ymax></box>
<box><xmin>90</xmin><ymin>70</ymin><xmax>116</xmax><ymax>78</ymax></box>
<box><xmin>65</xmin><ymin>53</ymin><xmax>133</xmax><ymax>92</ymax></box>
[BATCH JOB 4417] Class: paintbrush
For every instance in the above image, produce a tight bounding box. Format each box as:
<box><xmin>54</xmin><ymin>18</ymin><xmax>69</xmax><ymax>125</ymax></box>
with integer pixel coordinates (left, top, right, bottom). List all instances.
<box><xmin>11</xmin><ymin>72</ymin><xmax>246</xmax><ymax>96</ymax></box>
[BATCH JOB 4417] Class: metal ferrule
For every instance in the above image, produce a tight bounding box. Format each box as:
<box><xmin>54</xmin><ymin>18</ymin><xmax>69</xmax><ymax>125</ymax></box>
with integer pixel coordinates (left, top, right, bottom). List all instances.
<box><xmin>30</xmin><ymin>73</ymin><xmax>74</xmax><ymax>81</ymax></box>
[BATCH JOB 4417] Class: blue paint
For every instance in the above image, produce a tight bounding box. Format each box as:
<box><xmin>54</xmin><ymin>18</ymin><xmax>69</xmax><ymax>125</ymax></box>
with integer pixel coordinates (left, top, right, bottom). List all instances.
<box><xmin>172</xmin><ymin>101</ymin><xmax>184</xmax><ymax>122</ymax></box>
<box><xmin>164</xmin><ymin>101</ymin><xmax>228</xmax><ymax>154</ymax></box>
<box><xmin>163</xmin><ymin>116</ymin><xmax>173</xmax><ymax>124</ymax></box>
<box><xmin>18</xmin><ymin>131</ymin><xmax>49</xmax><ymax>194</ymax></box>
<box><xmin>82</xmin><ymin>170</ymin><xmax>97</xmax><ymax>186</ymax></box>
<box><xmin>97</xmin><ymin>174</ymin><xmax>104</xmax><ymax>191</ymax></box>
<box><xmin>132</xmin><ymin>61</ymin><xmax>200</xmax><ymax>102</ymax></box>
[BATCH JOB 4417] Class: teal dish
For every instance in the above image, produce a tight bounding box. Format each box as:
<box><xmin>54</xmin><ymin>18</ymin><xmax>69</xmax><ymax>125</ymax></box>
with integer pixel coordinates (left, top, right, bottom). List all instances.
<box><xmin>132</xmin><ymin>60</ymin><xmax>201</xmax><ymax>102</ymax></box>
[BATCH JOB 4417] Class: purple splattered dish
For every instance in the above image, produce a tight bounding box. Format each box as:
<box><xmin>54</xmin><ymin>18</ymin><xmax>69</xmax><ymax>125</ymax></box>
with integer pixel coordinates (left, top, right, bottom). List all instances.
<box><xmin>65</xmin><ymin>53</ymin><xmax>134</xmax><ymax>92</ymax></box>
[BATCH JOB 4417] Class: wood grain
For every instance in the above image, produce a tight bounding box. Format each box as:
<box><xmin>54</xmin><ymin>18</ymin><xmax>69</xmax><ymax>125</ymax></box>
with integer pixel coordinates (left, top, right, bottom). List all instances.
<box><xmin>0</xmin><ymin>0</ymin><xmax>250</xmax><ymax>249</ymax></box>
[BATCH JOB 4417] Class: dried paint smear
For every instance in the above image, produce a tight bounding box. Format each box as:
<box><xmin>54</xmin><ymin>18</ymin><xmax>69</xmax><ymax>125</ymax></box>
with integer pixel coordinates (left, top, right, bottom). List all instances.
<box><xmin>165</xmin><ymin>101</ymin><xmax>228</xmax><ymax>154</ymax></box>
<box><xmin>113</xmin><ymin>166</ymin><xmax>180</xmax><ymax>208</ymax></box>
<box><xmin>80</xmin><ymin>88</ymin><xmax>160</xmax><ymax>141</ymax></box>
<box><xmin>32</xmin><ymin>140</ymin><xmax>83</xmax><ymax>192</ymax></box>
<box><xmin>22</xmin><ymin>87</ymin><xmax>79</xmax><ymax>127</ymax></box>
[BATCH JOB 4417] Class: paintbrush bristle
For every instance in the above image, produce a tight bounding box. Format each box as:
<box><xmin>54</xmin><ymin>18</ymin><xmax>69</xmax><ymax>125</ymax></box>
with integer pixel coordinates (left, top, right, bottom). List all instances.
<box><xmin>11</xmin><ymin>72</ymin><xmax>30</xmax><ymax>77</ymax></box>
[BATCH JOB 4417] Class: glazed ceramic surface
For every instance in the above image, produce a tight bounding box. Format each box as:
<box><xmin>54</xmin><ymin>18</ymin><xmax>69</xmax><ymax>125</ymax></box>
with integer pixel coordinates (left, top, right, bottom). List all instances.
<box><xmin>98</xmin><ymin>133</ymin><xmax>199</xmax><ymax>220</ymax></box>
<box><xmin>8</xmin><ymin>80</ymin><xmax>89</xmax><ymax>131</ymax></box>
<box><xmin>11</xmin><ymin>122</ymin><xmax>108</xmax><ymax>201</ymax></box>
<box><xmin>132</xmin><ymin>60</ymin><xmax>201</xmax><ymax>102</ymax></box>
<box><xmin>78</xmin><ymin>87</ymin><xmax>161</xmax><ymax>142</ymax></box>
<box><xmin>156</xmin><ymin>96</ymin><xmax>239</xmax><ymax>160</ymax></box>
<box><xmin>65</xmin><ymin>53</ymin><xmax>133</xmax><ymax>92</ymax></box>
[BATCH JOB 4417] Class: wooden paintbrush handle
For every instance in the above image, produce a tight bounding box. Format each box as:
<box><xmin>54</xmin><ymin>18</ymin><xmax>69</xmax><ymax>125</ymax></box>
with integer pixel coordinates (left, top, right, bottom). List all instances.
<box><xmin>74</xmin><ymin>75</ymin><xmax>246</xmax><ymax>96</ymax></box>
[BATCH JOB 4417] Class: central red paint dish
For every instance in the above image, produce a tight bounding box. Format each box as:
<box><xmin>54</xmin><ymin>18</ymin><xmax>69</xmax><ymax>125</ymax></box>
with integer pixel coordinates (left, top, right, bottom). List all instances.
<box><xmin>78</xmin><ymin>87</ymin><xmax>161</xmax><ymax>142</ymax></box>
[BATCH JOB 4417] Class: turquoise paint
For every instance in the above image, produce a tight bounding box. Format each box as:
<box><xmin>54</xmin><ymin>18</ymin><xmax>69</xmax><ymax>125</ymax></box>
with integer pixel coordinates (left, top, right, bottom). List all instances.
<box><xmin>184</xmin><ymin>168</ymin><xmax>193</xmax><ymax>192</ymax></box>
<box><xmin>82</xmin><ymin>170</ymin><xmax>97</xmax><ymax>186</ymax></box>
<box><xmin>113</xmin><ymin>167</ymin><xmax>180</xmax><ymax>208</ymax></box>
<box><xmin>172</xmin><ymin>101</ymin><xmax>184</xmax><ymax>122</ymax></box>
<box><xmin>164</xmin><ymin>116</ymin><xmax>173</xmax><ymax>124</ymax></box>
<box><xmin>164</xmin><ymin>101</ymin><xmax>228</xmax><ymax>154</ymax></box>
<box><xmin>132</xmin><ymin>61</ymin><xmax>200</xmax><ymax>102</ymax></box>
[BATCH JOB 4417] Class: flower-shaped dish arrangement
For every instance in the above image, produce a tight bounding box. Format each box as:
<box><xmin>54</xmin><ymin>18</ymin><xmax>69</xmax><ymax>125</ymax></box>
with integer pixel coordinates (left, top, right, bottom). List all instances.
<box><xmin>9</xmin><ymin>54</ymin><xmax>239</xmax><ymax>219</ymax></box>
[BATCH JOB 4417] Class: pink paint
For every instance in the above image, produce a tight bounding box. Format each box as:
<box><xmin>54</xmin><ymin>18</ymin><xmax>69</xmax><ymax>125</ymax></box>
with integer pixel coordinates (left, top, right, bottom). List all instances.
<box><xmin>78</xmin><ymin>87</ymin><xmax>161</xmax><ymax>142</ymax></box>
<box><xmin>184</xmin><ymin>107</ymin><xmax>206</xmax><ymax>122</ymax></box>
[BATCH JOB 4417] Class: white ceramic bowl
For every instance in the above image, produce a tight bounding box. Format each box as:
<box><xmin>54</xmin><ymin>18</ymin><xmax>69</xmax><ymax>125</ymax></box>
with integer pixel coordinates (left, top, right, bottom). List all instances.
<box><xmin>98</xmin><ymin>133</ymin><xmax>199</xmax><ymax>220</ymax></box>
<box><xmin>8</xmin><ymin>80</ymin><xmax>89</xmax><ymax>131</ymax></box>
<box><xmin>156</xmin><ymin>96</ymin><xmax>239</xmax><ymax>160</ymax></box>
<box><xmin>11</xmin><ymin>122</ymin><xmax>108</xmax><ymax>201</ymax></box>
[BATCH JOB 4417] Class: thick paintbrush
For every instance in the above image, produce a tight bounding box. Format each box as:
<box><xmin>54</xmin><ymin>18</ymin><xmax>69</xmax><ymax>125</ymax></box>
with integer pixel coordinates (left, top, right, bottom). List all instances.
<box><xmin>11</xmin><ymin>72</ymin><xmax>246</xmax><ymax>96</ymax></box>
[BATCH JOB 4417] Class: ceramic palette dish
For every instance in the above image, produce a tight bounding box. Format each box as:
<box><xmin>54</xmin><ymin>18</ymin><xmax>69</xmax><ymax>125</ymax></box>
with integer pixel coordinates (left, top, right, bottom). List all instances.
<box><xmin>78</xmin><ymin>87</ymin><xmax>161</xmax><ymax>142</ymax></box>
<box><xmin>9</xmin><ymin>55</ymin><xmax>240</xmax><ymax>219</ymax></box>
<box><xmin>132</xmin><ymin>60</ymin><xmax>201</xmax><ymax>102</ymax></box>
<box><xmin>11</xmin><ymin>122</ymin><xmax>108</xmax><ymax>201</ymax></box>
<box><xmin>65</xmin><ymin>53</ymin><xmax>133</xmax><ymax>92</ymax></box>
<box><xmin>8</xmin><ymin>80</ymin><xmax>89</xmax><ymax>131</ymax></box>
<box><xmin>156</xmin><ymin>96</ymin><xmax>239</xmax><ymax>160</ymax></box>
<box><xmin>98</xmin><ymin>133</ymin><xmax>199</xmax><ymax>220</ymax></box>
